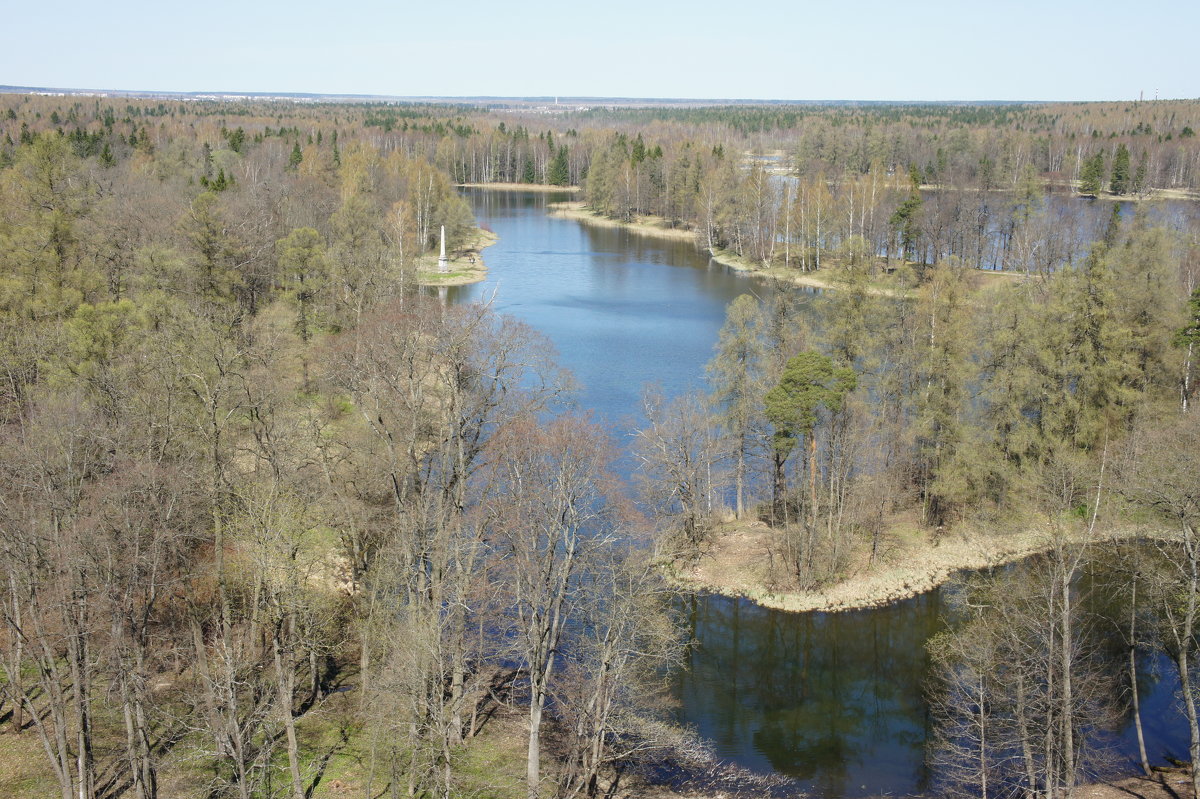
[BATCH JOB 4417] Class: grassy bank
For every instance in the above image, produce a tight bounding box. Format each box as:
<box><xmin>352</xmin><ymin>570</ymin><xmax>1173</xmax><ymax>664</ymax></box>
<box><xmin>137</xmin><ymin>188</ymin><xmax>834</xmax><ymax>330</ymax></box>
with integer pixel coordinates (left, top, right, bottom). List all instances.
<box><xmin>416</xmin><ymin>226</ymin><xmax>498</xmax><ymax>287</ymax></box>
<box><xmin>0</xmin><ymin>680</ymin><xmax>532</xmax><ymax>799</ymax></box>
<box><xmin>667</xmin><ymin>515</ymin><xmax>1169</xmax><ymax>614</ymax></box>
<box><xmin>547</xmin><ymin>201</ymin><xmax>696</xmax><ymax>241</ymax></box>
<box><xmin>707</xmin><ymin>247</ymin><xmax>912</xmax><ymax>296</ymax></box>
<box><xmin>0</xmin><ymin>675</ymin><xmax>723</xmax><ymax>799</ymax></box>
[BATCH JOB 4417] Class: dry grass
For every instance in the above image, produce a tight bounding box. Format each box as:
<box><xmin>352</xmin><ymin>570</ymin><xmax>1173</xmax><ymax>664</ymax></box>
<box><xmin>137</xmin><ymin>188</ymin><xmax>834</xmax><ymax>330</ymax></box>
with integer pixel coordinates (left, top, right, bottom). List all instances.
<box><xmin>670</xmin><ymin>515</ymin><xmax>1171</xmax><ymax>614</ymax></box>
<box><xmin>547</xmin><ymin>202</ymin><xmax>697</xmax><ymax>242</ymax></box>
<box><xmin>709</xmin><ymin>248</ymin><xmax>912</xmax><ymax>297</ymax></box>
<box><xmin>1076</xmin><ymin>773</ymin><xmax>1196</xmax><ymax>799</ymax></box>
<box><xmin>0</xmin><ymin>726</ymin><xmax>59</xmax><ymax>799</ymax></box>
<box><xmin>458</xmin><ymin>182</ymin><xmax>581</xmax><ymax>193</ymax></box>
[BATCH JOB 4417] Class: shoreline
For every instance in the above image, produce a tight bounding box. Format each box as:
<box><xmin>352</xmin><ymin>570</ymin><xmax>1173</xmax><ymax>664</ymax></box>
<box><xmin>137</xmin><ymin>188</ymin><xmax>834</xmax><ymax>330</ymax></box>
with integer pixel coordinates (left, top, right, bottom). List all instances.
<box><xmin>667</xmin><ymin>519</ymin><xmax>1169</xmax><ymax>614</ymax></box>
<box><xmin>415</xmin><ymin>226</ymin><xmax>498</xmax><ymax>287</ymax></box>
<box><xmin>548</xmin><ymin>201</ymin><xmax>696</xmax><ymax>241</ymax></box>
<box><xmin>459</xmin><ymin>181</ymin><xmax>580</xmax><ymax>193</ymax></box>
<box><xmin>707</xmin><ymin>247</ymin><xmax>911</xmax><ymax>296</ymax></box>
<box><xmin>918</xmin><ymin>179</ymin><xmax>1200</xmax><ymax>203</ymax></box>
<box><xmin>549</xmin><ymin>201</ymin><xmax>1027</xmax><ymax>294</ymax></box>
<box><xmin>1049</xmin><ymin>181</ymin><xmax>1200</xmax><ymax>203</ymax></box>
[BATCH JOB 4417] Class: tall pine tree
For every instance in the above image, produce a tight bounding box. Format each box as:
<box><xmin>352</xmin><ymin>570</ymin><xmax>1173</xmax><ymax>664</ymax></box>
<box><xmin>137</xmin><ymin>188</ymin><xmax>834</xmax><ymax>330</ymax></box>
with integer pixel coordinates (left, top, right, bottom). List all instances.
<box><xmin>548</xmin><ymin>145</ymin><xmax>570</xmax><ymax>186</ymax></box>
<box><xmin>1110</xmin><ymin>143</ymin><xmax>1131</xmax><ymax>195</ymax></box>
<box><xmin>1079</xmin><ymin>151</ymin><xmax>1106</xmax><ymax>196</ymax></box>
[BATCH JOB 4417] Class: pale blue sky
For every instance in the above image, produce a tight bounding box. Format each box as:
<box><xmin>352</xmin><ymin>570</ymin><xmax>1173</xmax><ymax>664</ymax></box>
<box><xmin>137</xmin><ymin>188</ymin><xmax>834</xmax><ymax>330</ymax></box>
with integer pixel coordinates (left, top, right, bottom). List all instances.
<box><xmin>4</xmin><ymin>0</ymin><xmax>1197</xmax><ymax>100</ymax></box>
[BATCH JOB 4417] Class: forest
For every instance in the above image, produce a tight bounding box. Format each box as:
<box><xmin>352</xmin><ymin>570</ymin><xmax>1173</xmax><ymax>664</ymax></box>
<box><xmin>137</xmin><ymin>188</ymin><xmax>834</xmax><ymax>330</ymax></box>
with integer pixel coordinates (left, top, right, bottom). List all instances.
<box><xmin>0</xmin><ymin>92</ymin><xmax>1198</xmax><ymax>799</ymax></box>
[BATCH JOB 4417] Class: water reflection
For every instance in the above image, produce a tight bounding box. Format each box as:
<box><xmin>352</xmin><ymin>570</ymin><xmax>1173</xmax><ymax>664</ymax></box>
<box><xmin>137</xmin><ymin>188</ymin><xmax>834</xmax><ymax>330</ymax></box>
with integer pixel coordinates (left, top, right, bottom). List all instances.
<box><xmin>675</xmin><ymin>576</ymin><xmax>1190</xmax><ymax>799</ymax></box>
<box><xmin>675</xmin><ymin>592</ymin><xmax>942</xmax><ymax>797</ymax></box>
<box><xmin>453</xmin><ymin>188</ymin><xmax>780</xmax><ymax>438</ymax></box>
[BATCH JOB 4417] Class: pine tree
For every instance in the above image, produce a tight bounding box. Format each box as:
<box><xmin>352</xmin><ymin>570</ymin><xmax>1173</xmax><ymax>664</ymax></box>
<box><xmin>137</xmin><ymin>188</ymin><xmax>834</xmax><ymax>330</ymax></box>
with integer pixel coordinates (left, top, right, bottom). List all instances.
<box><xmin>288</xmin><ymin>142</ymin><xmax>303</xmax><ymax>170</ymax></box>
<box><xmin>631</xmin><ymin>134</ymin><xmax>646</xmax><ymax>164</ymax></box>
<box><xmin>548</xmin><ymin>145</ymin><xmax>569</xmax><ymax>186</ymax></box>
<box><xmin>890</xmin><ymin>174</ymin><xmax>924</xmax><ymax>263</ymax></box>
<box><xmin>1103</xmin><ymin>203</ymin><xmax>1122</xmax><ymax>246</ymax></box>
<box><xmin>1110</xmin><ymin>143</ymin><xmax>1131</xmax><ymax>195</ymax></box>
<box><xmin>764</xmin><ymin>351</ymin><xmax>855</xmax><ymax>526</ymax></box>
<box><xmin>1079</xmin><ymin>151</ymin><xmax>1106</xmax><ymax>196</ymax></box>
<box><xmin>910</xmin><ymin>259</ymin><xmax>975</xmax><ymax>523</ymax></box>
<box><xmin>1132</xmin><ymin>150</ymin><xmax>1149</xmax><ymax>196</ymax></box>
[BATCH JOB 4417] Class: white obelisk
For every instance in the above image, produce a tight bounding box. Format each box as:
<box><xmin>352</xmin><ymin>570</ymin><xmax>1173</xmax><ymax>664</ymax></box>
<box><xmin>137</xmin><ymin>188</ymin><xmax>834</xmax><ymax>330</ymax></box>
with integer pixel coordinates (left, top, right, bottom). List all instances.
<box><xmin>437</xmin><ymin>225</ymin><xmax>449</xmax><ymax>273</ymax></box>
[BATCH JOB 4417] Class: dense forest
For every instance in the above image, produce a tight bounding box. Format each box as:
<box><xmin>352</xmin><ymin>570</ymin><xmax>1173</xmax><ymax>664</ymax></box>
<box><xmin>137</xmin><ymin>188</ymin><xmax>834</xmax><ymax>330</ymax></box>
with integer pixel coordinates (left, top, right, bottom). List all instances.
<box><xmin>0</xmin><ymin>94</ymin><xmax>697</xmax><ymax>799</ymax></box>
<box><xmin>0</xmin><ymin>93</ymin><xmax>1199</xmax><ymax>799</ymax></box>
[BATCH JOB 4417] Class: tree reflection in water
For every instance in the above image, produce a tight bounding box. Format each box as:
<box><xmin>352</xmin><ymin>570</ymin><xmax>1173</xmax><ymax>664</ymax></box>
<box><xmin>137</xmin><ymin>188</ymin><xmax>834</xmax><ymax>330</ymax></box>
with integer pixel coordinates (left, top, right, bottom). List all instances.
<box><xmin>674</xmin><ymin>562</ymin><xmax>1187</xmax><ymax>799</ymax></box>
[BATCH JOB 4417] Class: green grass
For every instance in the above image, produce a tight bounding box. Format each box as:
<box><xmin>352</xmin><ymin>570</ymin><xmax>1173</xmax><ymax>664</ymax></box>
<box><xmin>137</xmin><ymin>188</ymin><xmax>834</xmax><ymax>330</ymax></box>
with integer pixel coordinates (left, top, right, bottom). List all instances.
<box><xmin>451</xmin><ymin>715</ymin><xmax>527</xmax><ymax>799</ymax></box>
<box><xmin>294</xmin><ymin>696</ymin><xmax>368</xmax><ymax>798</ymax></box>
<box><xmin>0</xmin><ymin>668</ymin><xmax>536</xmax><ymax>799</ymax></box>
<box><xmin>0</xmin><ymin>729</ymin><xmax>61</xmax><ymax>799</ymax></box>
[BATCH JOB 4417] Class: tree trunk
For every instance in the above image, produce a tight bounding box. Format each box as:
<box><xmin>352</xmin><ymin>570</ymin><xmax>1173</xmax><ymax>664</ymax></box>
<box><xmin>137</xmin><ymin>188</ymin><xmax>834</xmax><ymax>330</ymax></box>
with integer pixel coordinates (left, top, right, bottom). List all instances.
<box><xmin>977</xmin><ymin>673</ymin><xmax>988</xmax><ymax>799</ymax></box>
<box><xmin>1015</xmin><ymin>675</ymin><xmax>1038</xmax><ymax>796</ymax></box>
<box><xmin>67</xmin><ymin>590</ymin><xmax>95</xmax><ymax>799</ymax></box>
<box><xmin>772</xmin><ymin>449</ymin><xmax>787</xmax><ymax>525</ymax></box>
<box><xmin>1129</xmin><ymin>574</ymin><xmax>1150</xmax><ymax>776</ymax></box>
<box><xmin>1183</xmin><ymin>340</ymin><xmax>1193</xmax><ymax>412</ymax></box>
<box><xmin>274</xmin><ymin>621</ymin><xmax>306</xmax><ymax>799</ymax></box>
<box><xmin>1060</xmin><ymin>560</ymin><xmax>1075</xmax><ymax>794</ymax></box>
<box><xmin>1179</xmin><ymin>647</ymin><xmax>1200</xmax><ymax>799</ymax></box>
<box><xmin>734</xmin><ymin>440</ymin><xmax>746</xmax><ymax>519</ymax></box>
<box><xmin>527</xmin><ymin>700</ymin><xmax>543</xmax><ymax>799</ymax></box>
<box><xmin>6</xmin><ymin>573</ymin><xmax>25</xmax><ymax>734</ymax></box>
<box><xmin>808</xmin><ymin>434</ymin><xmax>818</xmax><ymax>531</ymax></box>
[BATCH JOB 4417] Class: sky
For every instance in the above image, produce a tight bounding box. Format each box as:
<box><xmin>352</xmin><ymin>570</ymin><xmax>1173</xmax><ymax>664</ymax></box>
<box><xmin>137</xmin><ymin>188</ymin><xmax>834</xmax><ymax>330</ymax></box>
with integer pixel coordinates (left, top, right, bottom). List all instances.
<box><xmin>4</xmin><ymin>0</ymin><xmax>1198</xmax><ymax>101</ymax></box>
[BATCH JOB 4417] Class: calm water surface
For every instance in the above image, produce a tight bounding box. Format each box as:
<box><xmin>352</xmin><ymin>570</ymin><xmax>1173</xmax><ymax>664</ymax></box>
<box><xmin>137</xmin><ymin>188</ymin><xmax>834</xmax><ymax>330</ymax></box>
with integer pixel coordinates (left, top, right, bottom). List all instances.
<box><xmin>450</xmin><ymin>188</ymin><xmax>774</xmax><ymax>435</ymax></box>
<box><xmin>455</xmin><ymin>189</ymin><xmax>1188</xmax><ymax>798</ymax></box>
<box><xmin>676</xmin><ymin>590</ymin><xmax>1188</xmax><ymax>797</ymax></box>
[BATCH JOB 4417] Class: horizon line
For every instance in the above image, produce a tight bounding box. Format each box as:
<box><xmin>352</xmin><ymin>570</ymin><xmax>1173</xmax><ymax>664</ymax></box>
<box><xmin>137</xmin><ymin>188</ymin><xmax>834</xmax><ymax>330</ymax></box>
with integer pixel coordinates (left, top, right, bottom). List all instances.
<box><xmin>4</xmin><ymin>84</ymin><xmax>1196</xmax><ymax>106</ymax></box>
